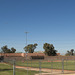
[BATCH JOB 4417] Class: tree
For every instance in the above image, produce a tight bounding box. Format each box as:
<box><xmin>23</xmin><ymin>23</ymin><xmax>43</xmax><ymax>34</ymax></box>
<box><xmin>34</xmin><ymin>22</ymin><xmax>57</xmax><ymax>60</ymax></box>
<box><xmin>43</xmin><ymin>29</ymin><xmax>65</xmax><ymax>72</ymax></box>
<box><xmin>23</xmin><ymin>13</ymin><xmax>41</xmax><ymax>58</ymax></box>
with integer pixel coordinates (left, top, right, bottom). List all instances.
<box><xmin>24</xmin><ymin>43</ymin><xmax>38</xmax><ymax>53</ymax></box>
<box><xmin>1</xmin><ymin>45</ymin><xmax>10</xmax><ymax>53</ymax></box>
<box><xmin>1</xmin><ymin>45</ymin><xmax>16</xmax><ymax>53</ymax></box>
<box><xmin>65</xmin><ymin>49</ymin><xmax>74</xmax><ymax>56</ymax></box>
<box><xmin>65</xmin><ymin>50</ymin><xmax>70</xmax><ymax>56</ymax></box>
<box><xmin>71</xmin><ymin>49</ymin><xmax>74</xmax><ymax>55</ymax></box>
<box><xmin>43</xmin><ymin>43</ymin><xmax>57</xmax><ymax>56</ymax></box>
<box><xmin>11</xmin><ymin>47</ymin><xmax>16</xmax><ymax>53</ymax></box>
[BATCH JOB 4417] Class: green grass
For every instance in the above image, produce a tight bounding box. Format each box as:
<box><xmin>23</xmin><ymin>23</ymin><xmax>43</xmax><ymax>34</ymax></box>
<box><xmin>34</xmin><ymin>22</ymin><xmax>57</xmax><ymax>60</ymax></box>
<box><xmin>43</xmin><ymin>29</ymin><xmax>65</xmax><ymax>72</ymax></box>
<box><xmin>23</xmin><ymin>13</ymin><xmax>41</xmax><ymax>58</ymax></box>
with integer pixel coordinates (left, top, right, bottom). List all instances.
<box><xmin>15</xmin><ymin>60</ymin><xmax>75</xmax><ymax>71</ymax></box>
<box><xmin>0</xmin><ymin>63</ymin><xmax>39</xmax><ymax>75</ymax></box>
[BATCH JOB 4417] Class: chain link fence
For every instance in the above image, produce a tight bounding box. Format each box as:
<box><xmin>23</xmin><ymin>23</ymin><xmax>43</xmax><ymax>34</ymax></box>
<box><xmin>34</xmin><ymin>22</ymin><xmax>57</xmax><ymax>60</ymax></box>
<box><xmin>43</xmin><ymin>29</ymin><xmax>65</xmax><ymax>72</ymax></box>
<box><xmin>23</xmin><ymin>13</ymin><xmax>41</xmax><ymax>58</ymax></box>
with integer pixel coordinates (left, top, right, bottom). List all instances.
<box><xmin>2</xmin><ymin>58</ymin><xmax>75</xmax><ymax>75</ymax></box>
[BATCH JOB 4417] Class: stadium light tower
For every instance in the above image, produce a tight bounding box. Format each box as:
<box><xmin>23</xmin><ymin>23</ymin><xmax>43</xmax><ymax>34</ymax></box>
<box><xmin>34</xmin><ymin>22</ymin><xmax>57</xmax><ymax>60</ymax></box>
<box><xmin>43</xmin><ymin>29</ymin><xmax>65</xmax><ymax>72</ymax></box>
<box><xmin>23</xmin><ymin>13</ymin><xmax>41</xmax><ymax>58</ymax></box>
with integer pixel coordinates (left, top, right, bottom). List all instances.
<box><xmin>25</xmin><ymin>32</ymin><xmax>29</xmax><ymax>75</ymax></box>
<box><xmin>25</xmin><ymin>32</ymin><xmax>29</xmax><ymax>57</ymax></box>
<box><xmin>25</xmin><ymin>32</ymin><xmax>28</xmax><ymax>45</ymax></box>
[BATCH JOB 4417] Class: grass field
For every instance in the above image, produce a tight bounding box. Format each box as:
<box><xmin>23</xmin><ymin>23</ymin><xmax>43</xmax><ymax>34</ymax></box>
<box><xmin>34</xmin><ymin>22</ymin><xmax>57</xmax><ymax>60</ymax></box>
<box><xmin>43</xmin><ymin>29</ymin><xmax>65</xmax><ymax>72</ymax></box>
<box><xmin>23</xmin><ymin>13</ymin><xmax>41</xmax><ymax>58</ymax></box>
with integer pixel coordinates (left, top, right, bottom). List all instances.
<box><xmin>15</xmin><ymin>60</ymin><xmax>75</xmax><ymax>71</ymax></box>
<box><xmin>0</xmin><ymin>63</ymin><xmax>39</xmax><ymax>75</ymax></box>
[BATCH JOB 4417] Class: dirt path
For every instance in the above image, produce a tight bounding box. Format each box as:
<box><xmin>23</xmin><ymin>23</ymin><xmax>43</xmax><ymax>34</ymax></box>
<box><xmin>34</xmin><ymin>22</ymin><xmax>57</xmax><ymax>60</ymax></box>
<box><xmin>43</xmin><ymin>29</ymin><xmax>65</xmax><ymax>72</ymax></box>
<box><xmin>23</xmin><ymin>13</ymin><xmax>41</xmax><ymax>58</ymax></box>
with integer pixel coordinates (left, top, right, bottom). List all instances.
<box><xmin>15</xmin><ymin>66</ymin><xmax>75</xmax><ymax>75</ymax></box>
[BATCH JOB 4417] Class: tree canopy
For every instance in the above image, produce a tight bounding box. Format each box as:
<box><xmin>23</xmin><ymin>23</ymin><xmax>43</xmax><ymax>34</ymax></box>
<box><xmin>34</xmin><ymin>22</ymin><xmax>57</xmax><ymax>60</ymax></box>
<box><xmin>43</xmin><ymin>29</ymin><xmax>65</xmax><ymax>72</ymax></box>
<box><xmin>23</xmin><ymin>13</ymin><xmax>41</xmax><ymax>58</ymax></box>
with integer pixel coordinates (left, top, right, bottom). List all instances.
<box><xmin>24</xmin><ymin>43</ymin><xmax>38</xmax><ymax>53</ymax></box>
<box><xmin>1</xmin><ymin>45</ymin><xmax>16</xmax><ymax>53</ymax></box>
<box><xmin>43</xmin><ymin>43</ymin><xmax>57</xmax><ymax>56</ymax></box>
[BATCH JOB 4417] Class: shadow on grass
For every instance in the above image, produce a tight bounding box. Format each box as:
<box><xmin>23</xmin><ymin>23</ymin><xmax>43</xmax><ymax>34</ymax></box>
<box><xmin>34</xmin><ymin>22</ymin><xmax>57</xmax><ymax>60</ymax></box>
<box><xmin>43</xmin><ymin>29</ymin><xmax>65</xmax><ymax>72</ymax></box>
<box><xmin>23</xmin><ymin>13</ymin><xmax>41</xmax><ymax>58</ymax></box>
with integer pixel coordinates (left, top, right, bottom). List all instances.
<box><xmin>0</xmin><ymin>69</ymin><xmax>12</xmax><ymax>71</ymax></box>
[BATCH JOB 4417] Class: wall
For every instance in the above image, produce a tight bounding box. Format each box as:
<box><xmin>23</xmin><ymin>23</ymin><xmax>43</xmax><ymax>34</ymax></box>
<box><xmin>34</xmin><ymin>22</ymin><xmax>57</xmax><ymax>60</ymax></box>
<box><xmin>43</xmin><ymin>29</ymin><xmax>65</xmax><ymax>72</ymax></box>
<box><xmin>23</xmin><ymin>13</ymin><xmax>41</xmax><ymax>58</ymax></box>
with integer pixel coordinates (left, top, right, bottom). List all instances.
<box><xmin>0</xmin><ymin>53</ymin><xmax>46</xmax><ymax>57</ymax></box>
<box><xmin>0</xmin><ymin>53</ymin><xmax>22</xmax><ymax>57</ymax></box>
<box><xmin>0</xmin><ymin>53</ymin><xmax>75</xmax><ymax>60</ymax></box>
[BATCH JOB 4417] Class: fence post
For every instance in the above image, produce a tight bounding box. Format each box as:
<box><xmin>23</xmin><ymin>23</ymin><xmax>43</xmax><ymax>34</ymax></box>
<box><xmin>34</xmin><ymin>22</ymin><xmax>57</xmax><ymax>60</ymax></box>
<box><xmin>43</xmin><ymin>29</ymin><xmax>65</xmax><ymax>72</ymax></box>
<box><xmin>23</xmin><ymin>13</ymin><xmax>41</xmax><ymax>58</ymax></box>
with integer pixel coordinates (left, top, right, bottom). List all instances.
<box><xmin>66</xmin><ymin>58</ymin><xmax>67</xmax><ymax>70</ymax></box>
<box><xmin>27</xmin><ymin>60</ymin><xmax>28</xmax><ymax>75</ymax></box>
<box><xmin>62</xmin><ymin>59</ymin><xmax>64</xmax><ymax>74</ymax></box>
<box><xmin>39</xmin><ymin>60</ymin><xmax>41</xmax><ymax>75</ymax></box>
<box><xmin>31</xmin><ymin>59</ymin><xmax>32</xmax><ymax>67</ymax></box>
<box><xmin>74</xmin><ymin>59</ymin><xmax>75</xmax><ymax>71</ymax></box>
<box><xmin>13</xmin><ymin>60</ymin><xmax>15</xmax><ymax>75</ymax></box>
<box><xmin>51</xmin><ymin>60</ymin><xmax>53</xmax><ymax>73</ymax></box>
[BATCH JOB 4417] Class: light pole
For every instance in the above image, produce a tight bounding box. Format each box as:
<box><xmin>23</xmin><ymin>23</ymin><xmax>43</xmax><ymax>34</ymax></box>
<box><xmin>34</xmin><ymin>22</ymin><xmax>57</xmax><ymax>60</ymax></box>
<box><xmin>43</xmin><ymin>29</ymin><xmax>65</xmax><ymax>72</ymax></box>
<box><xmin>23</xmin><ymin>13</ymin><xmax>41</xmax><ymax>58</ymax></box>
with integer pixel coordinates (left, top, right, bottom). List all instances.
<box><xmin>25</xmin><ymin>32</ymin><xmax>29</xmax><ymax>58</ymax></box>
<box><xmin>25</xmin><ymin>32</ymin><xmax>28</xmax><ymax>46</ymax></box>
<box><xmin>25</xmin><ymin>32</ymin><xmax>29</xmax><ymax>75</ymax></box>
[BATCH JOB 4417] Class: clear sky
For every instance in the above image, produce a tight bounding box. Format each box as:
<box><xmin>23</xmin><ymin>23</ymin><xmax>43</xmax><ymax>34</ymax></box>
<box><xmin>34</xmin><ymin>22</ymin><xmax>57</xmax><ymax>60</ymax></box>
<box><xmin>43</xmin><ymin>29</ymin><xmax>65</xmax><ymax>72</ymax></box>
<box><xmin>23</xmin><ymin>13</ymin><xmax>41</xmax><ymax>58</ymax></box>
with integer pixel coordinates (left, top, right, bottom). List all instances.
<box><xmin>0</xmin><ymin>0</ymin><xmax>75</xmax><ymax>54</ymax></box>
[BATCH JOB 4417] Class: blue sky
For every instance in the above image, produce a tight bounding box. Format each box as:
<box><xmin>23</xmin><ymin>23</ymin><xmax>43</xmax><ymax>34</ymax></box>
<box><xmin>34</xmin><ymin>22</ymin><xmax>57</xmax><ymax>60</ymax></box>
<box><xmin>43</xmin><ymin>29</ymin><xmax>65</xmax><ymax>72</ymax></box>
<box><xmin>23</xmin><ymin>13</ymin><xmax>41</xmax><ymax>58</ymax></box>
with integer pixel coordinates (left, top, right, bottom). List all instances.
<box><xmin>0</xmin><ymin>0</ymin><xmax>75</xmax><ymax>54</ymax></box>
